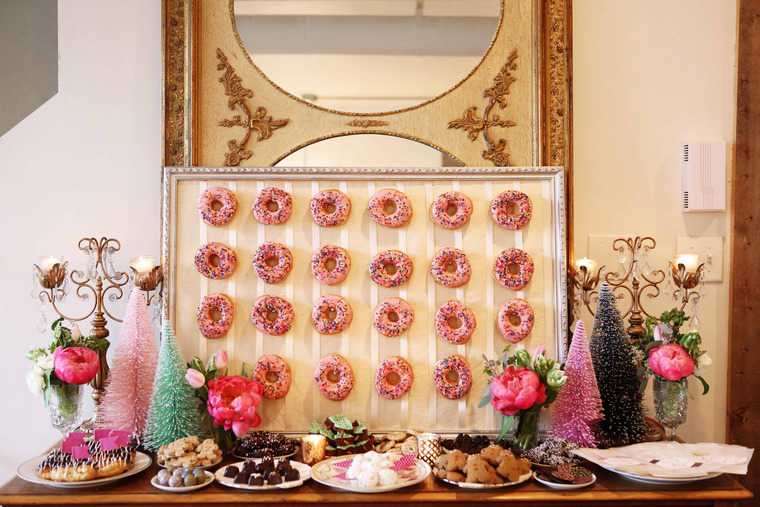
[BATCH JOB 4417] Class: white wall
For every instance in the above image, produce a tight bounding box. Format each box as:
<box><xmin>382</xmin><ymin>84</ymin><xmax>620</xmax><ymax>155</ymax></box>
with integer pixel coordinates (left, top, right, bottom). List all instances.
<box><xmin>0</xmin><ymin>0</ymin><xmax>161</xmax><ymax>481</ymax></box>
<box><xmin>573</xmin><ymin>0</ymin><xmax>737</xmax><ymax>442</ymax></box>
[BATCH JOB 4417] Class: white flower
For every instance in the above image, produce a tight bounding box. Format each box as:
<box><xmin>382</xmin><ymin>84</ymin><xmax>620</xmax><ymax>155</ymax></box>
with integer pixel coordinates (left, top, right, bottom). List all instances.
<box><xmin>70</xmin><ymin>323</ymin><xmax>82</xmax><ymax>341</ymax></box>
<box><xmin>698</xmin><ymin>353</ymin><xmax>713</xmax><ymax>368</ymax></box>
<box><xmin>36</xmin><ymin>352</ymin><xmax>54</xmax><ymax>371</ymax></box>
<box><xmin>26</xmin><ymin>370</ymin><xmax>45</xmax><ymax>396</ymax></box>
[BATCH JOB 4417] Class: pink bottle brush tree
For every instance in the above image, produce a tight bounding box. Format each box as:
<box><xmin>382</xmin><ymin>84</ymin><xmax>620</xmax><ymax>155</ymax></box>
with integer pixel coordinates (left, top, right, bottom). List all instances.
<box><xmin>98</xmin><ymin>289</ymin><xmax>158</xmax><ymax>436</ymax></box>
<box><xmin>550</xmin><ymin>320</ymin><xmax>603</xmax><ymax>447</ymax></box>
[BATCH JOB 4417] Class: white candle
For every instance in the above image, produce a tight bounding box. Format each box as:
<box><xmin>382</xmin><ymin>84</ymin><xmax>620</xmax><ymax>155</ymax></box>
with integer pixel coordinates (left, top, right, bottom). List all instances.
<box><xmin>39</xmin><ymin>256</ymin><xmax>61</xmax><ymax>272</ymax></box>
<box><xmin>130</xmin><ymin>256</ymin><xmax>157</xmax><ymax>275</ymax></box>
<box><xmin>575</xmin><ymin>257</ymin><xmax>596</xmax><ymax>273</ymax></box>
<box><xmin>674</xmin><ymin>254</ymin><xmax>699</xmax><ymax>273</ymax></box>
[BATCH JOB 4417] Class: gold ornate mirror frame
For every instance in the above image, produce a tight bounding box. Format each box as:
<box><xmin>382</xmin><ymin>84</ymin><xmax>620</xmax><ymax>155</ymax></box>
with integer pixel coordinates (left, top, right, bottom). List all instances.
<box><xmin>163</xmin><ymin>0</ymin><xmax>572</xmax><ymax>247</ymax></box>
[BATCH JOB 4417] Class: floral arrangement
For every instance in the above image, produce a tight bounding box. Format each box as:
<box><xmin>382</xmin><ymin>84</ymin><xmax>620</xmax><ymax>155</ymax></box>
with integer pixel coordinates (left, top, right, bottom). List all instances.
<box><xmin>186</xmin><ymin>351</ymin><xmax>264</xmax><ymax>451</ymax></box>
<box><xmin>481</xmin><ymin>346</ymin><xmax>567</xmax><ymax>450</ymax></box>
<box><xmin>641</xmin><ymin>309</ymin><xmax>710</xmax><ymax>394</ymax></box>
<box><xmin>26</xmin><ymin>318</ymin><xmax>107</xmax><ymax>398</ymax></box>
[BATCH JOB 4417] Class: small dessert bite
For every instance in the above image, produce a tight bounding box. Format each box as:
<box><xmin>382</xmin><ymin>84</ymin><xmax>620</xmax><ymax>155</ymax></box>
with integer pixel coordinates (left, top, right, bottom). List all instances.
<box><xmin>311</xmin><ymin>295</ymin><xmax>353</xmax><ymax>334</ymax></box>
<box><xmin>314</xmin><ymin>353</ymin><xmax>355</xmax><ymax>401</ymax></box>
<box><xmin>490</xmin><ymin>190</ymin><xmax>532</xmax><ymax>230</ymax></box>
<box><xmin>434</xmin><ymin>300</ymin><xmax>476</xmax><ymax>344</ymax></box>
<box><xmin>196</xmin><ymin>293</ymin><xmax>234</xmax><ymax>339</ymax></box>
<box><xmin>493</xmin><ymin>248</ymin><xmax>534</xmax><ymax>290</ymax></box>
<box><xmin>497</xmin><ymin>298</ymin><xmax>535</xmax><ymax>343</ymax></box>
<box><xmin>433</xmin><ymin>355</ymin><xmax>473</xmax><ymax>400</ymax></box>
<box><xmin>375</xmin><ymin>356</ymin><xmax>414</xmax><ymax>400</ymax></box>
<box><xmin>368</xmin><ymin>188</ymin><xmax>413</xmax><ymax>227</ymax></box>
<box><xmin>372</xmin><ymin>297</ymin><xmax>414</xmax><ymax>337</ymax></box>
<box><xmin>430</xmin><ymin>191</ymin><xmax>473</xmax><ymax>229</ymax></box>
<box><xmin>253</xmin><ymin>355</ymin><xmax>292</xmax><ymax>400</ymax></box>
<box><xmin>233</xmin><ymin>432</ymin><xmax>298</xmax><ymax>459</ymax></box>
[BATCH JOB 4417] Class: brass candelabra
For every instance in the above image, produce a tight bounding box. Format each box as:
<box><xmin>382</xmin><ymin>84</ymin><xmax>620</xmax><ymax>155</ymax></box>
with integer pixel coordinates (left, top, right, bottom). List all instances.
<box><xmin>33</xmin><ymin>237</ymin><xmax>163</xmax><ymax>411</ymax></box>
<box><xmin>670</xmin><ymin>254</ymin><xmax>705</xmax><ymax>312</ymax></box>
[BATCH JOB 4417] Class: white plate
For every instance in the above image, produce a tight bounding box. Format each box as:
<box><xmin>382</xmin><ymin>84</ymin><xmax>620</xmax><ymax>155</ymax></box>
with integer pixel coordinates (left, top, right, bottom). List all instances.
<box><xmin>311</xmin><ymin>454</ymin><xmax>431</xmax><ymax>493</ymax></box>
<box><xmin>437</xmin><ymin>470</ymin><xmax>532</xmax><ymax>489</ymax></box>
<box><xmin>157</xmin><ymin>456</ymin><xmax>223</xmax><ymax>470</ymax></box>
<box><xmin>533</xmin><ymin>471</ymin><xmax>596</xmax><ymax>490</ymax></box>
<box><xmin>612</xmin><ymin>468</ymin><xmax>722</xmax><ymax>485</ymax></box>
<box><xmin>151</xmin><ymin>470</ymin><xmax>215</xmax><ymax>492</ymax></box>
<box><xmin>17</xmin><ymin>451</ymin><xmax>152</xmax><ymax>489</ymax></box>
<box><xmin>215</xmin><ymin>459</ymin><xmax>311</xmax><ymax>490</ymax></box>
<box><xmin>232</xmin><ymin>449</ymin><xmax>297</xmax><ymax>461</ymax></box>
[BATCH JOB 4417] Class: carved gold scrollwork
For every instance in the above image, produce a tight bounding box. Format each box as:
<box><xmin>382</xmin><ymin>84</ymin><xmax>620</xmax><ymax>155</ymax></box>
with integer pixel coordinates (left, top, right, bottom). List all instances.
<box><xmin>346</xmin><ymin>119</ymin><xmax>390</xmax><ymax>128</ymax></box>
<box><xmin>216</xmin><ymin>48</ymin><xmax>290</xmax><ymax>166</ymax></box>
<box><xmin>448</xmin><ymin>49</ymin><xmax>518</xmax><ymax>166</ymax></box>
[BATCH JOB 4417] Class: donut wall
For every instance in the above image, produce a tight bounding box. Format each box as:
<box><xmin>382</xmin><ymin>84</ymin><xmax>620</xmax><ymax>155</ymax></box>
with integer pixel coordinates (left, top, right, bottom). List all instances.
<box><xmin>162</xmin><ymin>166</ymin><xmax>567</xmax><ymax>432</ymax></box>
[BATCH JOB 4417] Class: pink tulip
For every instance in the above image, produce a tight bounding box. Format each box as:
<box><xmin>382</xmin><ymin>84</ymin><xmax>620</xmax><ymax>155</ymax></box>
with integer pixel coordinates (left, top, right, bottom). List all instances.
<box><xmin>648</xmin><ymin>343</ymin><xmax>695</xmax><ymax>381</ymax></box>
<box><xmin>185</xmin><ymin>368</ymin><xmax>206</xmax><ymax>389</ymax></box>
<box><xmin>213</xmin><ymin>350</ymin><xmax>228</xmax><ymax>370</ymax></box>
<box><xmin>490</xmin><ymin>365</ymin><xmax>547</xmax><ymax>416</ymax></box>
<box><xmin>53</xmin><ymin>347</ymin><xmax>100</xmax><ymax>385</ymax></box>
<box><xmin>207</xmin><ymin>375</ymin><xmax>264</xmax><ymax>437</ymax></box>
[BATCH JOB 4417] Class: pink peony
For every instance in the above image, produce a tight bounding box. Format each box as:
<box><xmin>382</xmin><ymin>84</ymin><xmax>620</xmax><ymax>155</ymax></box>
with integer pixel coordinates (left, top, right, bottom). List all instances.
<box><xmin>490</xmin><ymin>365</ymin><xmax>547</xmax><ymax>416</ymax></box>
<box><xmin>53</xmin><ymin>347</ymin><xmax>100</xmax><ymax>385</ymax></box>
<box><xmin>648</xmin><ymin>343</ymin><xmax>695</xmax><ymax>381</ymax></box>
<box><xmin>207</xmin><ymin>375</ymin><xmax>263</xmax><ymax>437</ymax></box>
<box><xmin>185</xmin><ymin>368</ymin><xmax>206</xmax><ymax>389</ymax></box>
<box><xmin>213</xmin><ymin>350</ymin><xmax>228</xmax><ymax>370</ymax></box>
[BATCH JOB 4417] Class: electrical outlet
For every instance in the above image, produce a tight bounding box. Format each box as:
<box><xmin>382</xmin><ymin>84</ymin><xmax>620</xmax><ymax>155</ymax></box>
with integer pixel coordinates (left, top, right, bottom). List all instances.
<box><xmin>676</xmin><ymin>236</ymin><xmax>723</xmax><ymax>282</ymax></box>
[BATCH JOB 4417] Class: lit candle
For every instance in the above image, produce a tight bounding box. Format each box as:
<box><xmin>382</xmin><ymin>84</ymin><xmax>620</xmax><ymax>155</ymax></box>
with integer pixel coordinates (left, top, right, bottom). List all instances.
<box><xmin>674</xmin><ymin>254</ymin><xmax>699</xmax><ymax>273</ymax></box>
<box><xmin>300</xmin><ymin>435</ymin><xmax>327</xmax><ymax>465</ymax></box>
<box><xmin>129</xmin><ymin>256</ymin><xmax>157</xmax><ymax>275</ymax></box>
<box><xmin>575</xmin><ymin>257</ymin><xmax>596</xmax><ymax>273</ymax></box>
<box><xmin>39</xmin><ymin>256</ymin><xmax>61</xmax><ymax>273</ymax></box>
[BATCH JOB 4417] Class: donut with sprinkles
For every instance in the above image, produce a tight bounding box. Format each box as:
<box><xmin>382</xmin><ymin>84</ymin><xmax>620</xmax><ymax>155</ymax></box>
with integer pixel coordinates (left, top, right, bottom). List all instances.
<box><xmin>253</xmin><ymin>241</ymin><xmax>293</xmax><ymax>284</ymax></box>
<box><xmin>430</xmin><ymin>191</ymin><xmax>472</xmax><ymax>229</ymax></box>
<box><xmin>375</xmin><ymin>356</ymin><xmax>414</xmax><ymax>400</ymax></box>
<box><xmin>310</xmin><ymin>189</ymin><xmax>351</xmax><ymax>227</ymax></box>
<box><xmin>435</xmin><ymin>300</ymin><xmax>476</xmax><ymax>345</ymax></box>
<box><xmin>368</xmin><ymin>188</ymin><xmax>413</xmax><ymax>227</ymax></box>
<box><xmin>252</xmin><ymin>186</ymin><xmax>293</xmax><ymax>225</ymax></box>
<box><xmin>494</xmin><ymin>248</ymin><xmax>534</xmax><ymax>290</ymax></box>
<box><xmin>253</xmin><ymin>354</ymin><xmax>292</xmax><ymax>399</ymax></box>
<box><xmin>194</xmin><ymin>242</ymin><xmax>237</xmax><ymax>280</ymax></box>
<box><xmin>250</xmin><ymin>295</ymin><xmax>294</xmax><ymax>336</ymax></box>
<box><xmin>373</xmin><ymin>297</ymin><xmax>414</xmax><ymax>337</ymax></box>
<box><xmin>490</xmin><ymin>190</ymin><xmax>532</xmax><ymax>230</ymax></box>
<box><xmin>498</xmin><ymin>298</ymin><xmax>535</xmax><ymax>343</ymax></box>
<box><xmin>314</xmin><ymin>353</ymin><xmax>354</xmax><ymax>401</ymax></box>
<box><xmin>311</xmin><ymin>245</ymin><xmax>351</xmax><ymax>285</ymax></box>
<box><xmin>196</xmin><ymin>293</ymin><xmax>234</xmax><ymax>339</ymax></box>
<box><xmin>433</xmin><ymin>355</ymin><xmax>473</xmax><ymax>400</ymax></box>
<box><xmin>312</xmin><ymin>295</ymin><xmax>353</xmax><ymax>335</ymax></box>
<box><xmin>369</xmin><ymin>250</ymin><xmax>413</xmax><ymax>288</ymax></box>
<box><xmin>198</xmin><ymin>187</ymin><xmax>238</xmax><ymax>226</ymax></box>
<box><xmin>430</xmin><ymin>247</ymin><xmax>471</xmax><ymax>288</ymax></box>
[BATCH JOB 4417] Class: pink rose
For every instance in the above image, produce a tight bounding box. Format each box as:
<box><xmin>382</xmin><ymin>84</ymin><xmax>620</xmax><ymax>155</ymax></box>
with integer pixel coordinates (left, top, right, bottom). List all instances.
<box><xmin>490</xmin><ymin>365</ymin><xmax>547</xmax><ymax>416</ymax></box>
<box><xmin>185</xmin><ymin>368</ymin><xmax>206</xmax><ymax>389</ymax></box>
<box><xmin>207</xmin><ymin>376</ymin><xmax>264</xmax><ymax>437</ymax></box>
<box><xmin>213</xmin><ymin>350</ymin><xmax>228</xmax><ymax>370</ymax></box>
<box><xmin>53</xmin><ymin>347</ymin><xmax>100</xmax><ymax>385</ymax></box>
<box><xmin>648</xmin><ymin>343</ymin><xmax>695</xmax><ymax>381</ymax></box>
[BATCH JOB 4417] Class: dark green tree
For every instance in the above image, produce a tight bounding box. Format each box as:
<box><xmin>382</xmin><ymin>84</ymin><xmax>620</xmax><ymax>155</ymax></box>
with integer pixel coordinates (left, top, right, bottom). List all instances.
<box><xmin>589</xmin><ymin>282</ymin><xmax>646</xmax><ymax>447</ymax></box>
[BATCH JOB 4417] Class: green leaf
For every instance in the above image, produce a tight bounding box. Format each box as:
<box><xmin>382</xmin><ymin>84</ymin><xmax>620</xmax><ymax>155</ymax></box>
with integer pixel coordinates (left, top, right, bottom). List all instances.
<box><xmin>695</xmin><ymin>374</ymin><xmax>710</xmax><ymax>395</ymax></box>
<box><xmin>478</xmin><ymin>387</ymin><xmax>492</xmax><ymax>408</ymax></box>
<box><xmin>241</xmin><ymin>361</ymin><xmax>254</xmax><ymax>378</ymax></box>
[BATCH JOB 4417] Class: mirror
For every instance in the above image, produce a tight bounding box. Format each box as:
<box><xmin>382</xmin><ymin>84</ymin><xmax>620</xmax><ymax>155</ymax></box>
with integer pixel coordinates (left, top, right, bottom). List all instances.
<box><xmin>276</xmin><ymin>134</ymin><xmax>464</xmax><ymax>167</ymax></box>
<box><xmin>234</xmin><ymin>0</ymin><xmax>501</xmax><ymax>114</ymax></box>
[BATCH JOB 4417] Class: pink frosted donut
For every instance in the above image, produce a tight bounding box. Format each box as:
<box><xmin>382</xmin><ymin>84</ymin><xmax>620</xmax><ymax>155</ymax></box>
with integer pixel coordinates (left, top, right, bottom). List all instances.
<box><xmin>312</xmin><ymin>295</ymin><xmax>353</xmax><ymax>335</ymax></box>
<box><xmin>250</xmin><ymin>295</ymin><xmax>294</xmax><ymax>336</ymax></box>
<box><xmin>253</xmin><ymin>354</ymin><xmax>292</xmax><ymax>400</ymax></box>
<box><xmin>194</xmin><ymin>242</ymin><xmax>237</xmax><ymax>280</ymax></box>
<box><xmin>494</xmin><ymin>248</ymin><xmax>534</xmax><ymax>290</ymax></box>
<box><xmin>490</xmin><ymin>190</ymin><xmax>532</xmax><ymax>230</ymax></box>
<box><xmin>498</xmin><ymin>299</ymin><xmax>535</xmax><ymax>343</ymax></box>
<box><xmin>375</xmin><ymin>356</ymin><xmax>414</xmax><ymax>400</ymax></box>
<box><xmin>433</xmin><ymin>355</ymin><xmax>473</xmax><ymax>400</ymax></box>
<box><xmin>435</xmin><ymin>300</ymin><xmax>476</xmax><ymax>345</ymax></box>
<box><xmin>311</xmin><ymin>245</ymin><xmax>351</xmax><ymax>285</ymax></box>
<box><xmin>198</xmin><ymin>187</ymin><xmax>238</xmax><ymax>226</ymax></box>
<box><xmin>253</xmin><ymin>241</ymin><xmax>293</xmax><ymax>284</ymax></box>
<box><xmin>431</xmin><ymin>191</ymin><xmax>472</xmax><ymax>229</ymax></box>
<box><xmin>373</xmin><ymin>297</ymin><xmax>414</xmax><ymax>337</ymax></box>
<box><xmin>369</xmin><ymin>250</ymin><xmax>413</xmax><ymax>288</ymax></box>
<box><xmin>253</xmin><ymin>186</ymin><xmax>293</xmax><ymax>225</ymax></box>
<box><xmin>368</xmin><ymin>188</ymin><xmax>412</xmax><ymax>227</ymax></box>
<box><xmin>196</xmin><ymin>293</ymin><xmax>234</xmax><ymax>339</ymax></box>
<box><xmin>310</xmin><ymin>189</ymin><xmax>351</xmax><ymax>227</ymax></box>
<box><xmin>430</xmin><ymin>247</ymin><xmax>471</xmax><ymax>288</ymax></box>
<box><xmin>314</xmin><ymin>353</ymin><xmax>354</xmax><ymax>401</ymax></box>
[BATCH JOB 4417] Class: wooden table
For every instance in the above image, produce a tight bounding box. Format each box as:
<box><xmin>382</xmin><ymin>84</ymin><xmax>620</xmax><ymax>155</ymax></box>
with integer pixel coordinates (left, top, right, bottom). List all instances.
<box><xmin>0</xmin><ymin>462</ymin><xmax>752</xmax><ymax>507</ymax></box>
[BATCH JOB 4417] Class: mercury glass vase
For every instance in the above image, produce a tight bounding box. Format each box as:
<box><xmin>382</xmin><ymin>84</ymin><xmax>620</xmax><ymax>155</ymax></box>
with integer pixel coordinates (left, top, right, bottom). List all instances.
<box><xmin>653</xmin><ymin>377</ymin><xmax>688</xmax><ymax>441</ymax></box>
<box><xmin>45</xmin><ymin>383</ymin><xmax>84</xmax><ymax>437</ymax></box>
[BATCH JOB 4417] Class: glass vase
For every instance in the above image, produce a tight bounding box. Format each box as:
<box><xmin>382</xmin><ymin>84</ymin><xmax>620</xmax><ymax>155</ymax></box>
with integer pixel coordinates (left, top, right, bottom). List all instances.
<box><xmin>45</xmin><ymin>383</ymin><xmax>84</xmax><ymax>437</ymax></box>
<box><xmin>653</xmin><ymin>376</ymin><xmax>688</xmax><ymax>441</ymax></box>
<box><xmin>514</xmin><ymin>407</ymin><xmax>540</xmax><ymax>451</ymax></box>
